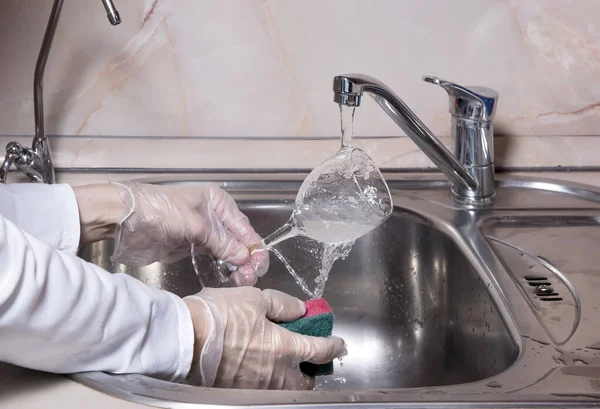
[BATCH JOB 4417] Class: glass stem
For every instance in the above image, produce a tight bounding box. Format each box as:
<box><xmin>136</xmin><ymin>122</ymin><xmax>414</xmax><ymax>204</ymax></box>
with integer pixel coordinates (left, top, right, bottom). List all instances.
<box><xmin>258</xmin><ymin>216</ymin><xmax>300</xmax><ymax>250</ymax></box>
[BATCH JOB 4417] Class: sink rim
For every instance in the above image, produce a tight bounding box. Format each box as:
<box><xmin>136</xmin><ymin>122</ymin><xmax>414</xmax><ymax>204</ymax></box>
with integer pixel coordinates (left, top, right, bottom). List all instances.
<box><xmin>120</xmin><ymin>172</ymin><xmax>600</xmax><ymax>206</ymax></box>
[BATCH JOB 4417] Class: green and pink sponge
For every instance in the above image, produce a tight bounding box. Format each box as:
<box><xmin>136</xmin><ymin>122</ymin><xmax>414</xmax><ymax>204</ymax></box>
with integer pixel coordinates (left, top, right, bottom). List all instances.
<box><xmin>279</xmin><ymin>298</ymin><xmax>335</xmax><ymax>377</ymax></box>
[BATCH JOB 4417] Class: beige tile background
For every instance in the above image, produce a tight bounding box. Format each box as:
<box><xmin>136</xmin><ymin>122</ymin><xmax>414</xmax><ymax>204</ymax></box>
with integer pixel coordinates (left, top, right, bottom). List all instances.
<box><xmin>0</xmin><ymin>0</ymin><xmax>599</xmax><ymax>170</ymax></box>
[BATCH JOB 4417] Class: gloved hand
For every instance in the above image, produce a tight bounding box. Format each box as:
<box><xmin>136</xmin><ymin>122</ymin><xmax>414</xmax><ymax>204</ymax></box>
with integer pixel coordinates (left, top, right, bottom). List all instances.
<box><xmin>110</xmin><ymin>181</ymin><xmax>269</xmax><ymax>286</ymax></box>
<box><xmin>183</xmin><ymin>287</ymin><xmax>347</xmax><ymax>390</ymax></box>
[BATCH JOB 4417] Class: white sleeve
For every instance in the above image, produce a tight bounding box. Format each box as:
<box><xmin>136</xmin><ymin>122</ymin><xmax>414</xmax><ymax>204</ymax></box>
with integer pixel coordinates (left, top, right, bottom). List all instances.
<box><xmin>0</xmin><ymin>213</ymin><xmax>194</xmax><ymax>381</ymax></box>
<box><xmin>0</xmin><ymin>183</ymin><xmax>80</xmax><ymax>254</ymax></box>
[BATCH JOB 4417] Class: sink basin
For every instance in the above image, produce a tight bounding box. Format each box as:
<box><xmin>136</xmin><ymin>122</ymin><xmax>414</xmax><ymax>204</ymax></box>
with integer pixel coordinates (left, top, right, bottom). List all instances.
<box><xmin>71</xmin><ymin>174</ymin><xmax>600</xmax><ymax>408</ymax></box>
<box><xmin>79</xmin><ymin>201</ymin><xmax>518</xmax><ymax>390</ymax></box>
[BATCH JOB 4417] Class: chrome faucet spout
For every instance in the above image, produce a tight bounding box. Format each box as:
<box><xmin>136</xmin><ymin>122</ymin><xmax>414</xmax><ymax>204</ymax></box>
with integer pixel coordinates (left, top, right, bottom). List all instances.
<box><xmin>333</xmin><ymin>73</ymin><xmax>498</xmax><ymax>205</ymax></box>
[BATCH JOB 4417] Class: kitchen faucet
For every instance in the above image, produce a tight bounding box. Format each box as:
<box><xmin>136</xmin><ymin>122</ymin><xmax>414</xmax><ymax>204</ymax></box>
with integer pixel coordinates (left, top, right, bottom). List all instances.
<box><xmin>0</xmin><ymin>0</ymin><xmax>121</xmax><ymax>184</ymax></box>
<box><xmin>333</xmin><ymin>74</ymin><xmax>498</xmax><ymax>205</ymax></box>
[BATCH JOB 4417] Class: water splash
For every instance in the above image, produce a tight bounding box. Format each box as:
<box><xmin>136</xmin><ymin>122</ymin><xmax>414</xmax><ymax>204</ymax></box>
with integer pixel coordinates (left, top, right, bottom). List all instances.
<box><xmin>271</xmin><ymin>240</ymin><xmax>354</xmax><ymax>299</ymax></box>
<box><xmin>270</xmin><ymin>247</ymin><xmax>314</xmax><ymax>297</ymax></box>
<box><xmin>313</xmin><ymin>241</ymin><xmax>354</xmax><ymax>298</ymax></box>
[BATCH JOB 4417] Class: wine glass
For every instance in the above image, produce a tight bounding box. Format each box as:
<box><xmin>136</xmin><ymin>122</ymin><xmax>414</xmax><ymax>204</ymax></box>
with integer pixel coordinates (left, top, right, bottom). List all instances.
<box><xmin>193</xmin><ymin>146</ymin><xmax>393</xmax><ymax>287</ymax></box>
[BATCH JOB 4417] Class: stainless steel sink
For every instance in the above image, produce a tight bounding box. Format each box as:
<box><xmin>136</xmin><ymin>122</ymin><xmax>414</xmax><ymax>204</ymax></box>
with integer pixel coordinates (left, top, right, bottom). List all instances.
<box><xmin>72</xmin><ymin>173</ymin><xmax>600</xmax><ymax>408</ymax></box>
<box><xmin>79</xmin><ymin>201</ymin><xmax>518</xmax><ymax>391</ymax></box>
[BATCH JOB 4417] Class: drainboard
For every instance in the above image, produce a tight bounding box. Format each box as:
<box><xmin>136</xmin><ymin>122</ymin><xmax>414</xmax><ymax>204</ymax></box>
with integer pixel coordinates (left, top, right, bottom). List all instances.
<box><xmin>483</xmin><ymin>215</ymin><xmax>600</xmax><ymax>347</ymax></box>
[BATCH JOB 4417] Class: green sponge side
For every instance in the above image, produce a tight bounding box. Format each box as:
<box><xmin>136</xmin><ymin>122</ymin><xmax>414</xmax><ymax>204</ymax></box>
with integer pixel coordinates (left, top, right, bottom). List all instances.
<box><xmin>280</xmin><ymin>313</ymin><xmax>335</xmax><ymax>376</ymax></box>
<box><xmin>280</xmin><ymin>312</ymin><xmax>334</xmax><ymax>336</ymax></box>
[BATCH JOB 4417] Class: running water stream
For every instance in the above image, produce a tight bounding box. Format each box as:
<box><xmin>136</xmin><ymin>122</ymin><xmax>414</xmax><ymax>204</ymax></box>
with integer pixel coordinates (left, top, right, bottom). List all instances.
<box><xmin>268</xmin><ymin>105</ymin><xmax>362</xmax><ymax>298</ymax></box>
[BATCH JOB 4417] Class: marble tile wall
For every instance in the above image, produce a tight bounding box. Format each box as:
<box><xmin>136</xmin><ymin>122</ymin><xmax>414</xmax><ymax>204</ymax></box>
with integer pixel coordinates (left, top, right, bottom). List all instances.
<box><xmin>0</xmin><ymin>0</ymin><xmax>598</xmax><ymax>170</ymax></box>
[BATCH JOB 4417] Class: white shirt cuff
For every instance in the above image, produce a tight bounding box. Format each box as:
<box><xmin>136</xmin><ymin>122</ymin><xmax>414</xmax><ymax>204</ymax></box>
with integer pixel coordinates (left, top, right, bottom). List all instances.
<box><xmin>0</xmin><ymin>183</ymin><xmax>80</xmax><ymax>253</ymax></box>
<box><xmin>54</xmin><ymin>183</ymin><xmax>81</xmax><ymax>254</ymax></box>
<box><xmin>167</xmin><ymin>293</ymin><xmax>195</xmax><ymax>381</ymax></box>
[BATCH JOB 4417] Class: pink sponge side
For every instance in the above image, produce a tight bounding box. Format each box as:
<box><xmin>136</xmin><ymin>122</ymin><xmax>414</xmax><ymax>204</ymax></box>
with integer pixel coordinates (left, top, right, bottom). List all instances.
<box><xmin>303</xmin><ymin>298</ymin><xmax>332</xmax><ymax>318</ymax></box>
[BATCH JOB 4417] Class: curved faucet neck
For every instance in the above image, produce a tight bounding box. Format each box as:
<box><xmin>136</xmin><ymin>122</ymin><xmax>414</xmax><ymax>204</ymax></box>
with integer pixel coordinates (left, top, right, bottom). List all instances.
<box><xmin>333</xmin><ymin>74</ymin><xmax>488</xmax><ymax>204</ymax></box>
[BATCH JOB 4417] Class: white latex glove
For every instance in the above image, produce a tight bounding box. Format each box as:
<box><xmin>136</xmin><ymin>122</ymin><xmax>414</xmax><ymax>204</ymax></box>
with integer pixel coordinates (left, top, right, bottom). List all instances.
<box><xmin>183</xmin><ymin>287</ymin><xmax>347</xmax><ymax>390</ymax></box>
<box><xmin>110</xmin><ymin>181</ymin><xmax>268</xmax><ymax>286</ymax></box>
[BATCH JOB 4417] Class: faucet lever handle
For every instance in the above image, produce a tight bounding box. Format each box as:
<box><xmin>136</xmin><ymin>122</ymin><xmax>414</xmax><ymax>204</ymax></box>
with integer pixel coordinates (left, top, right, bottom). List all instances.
<box><xmin>423</xmin><ymin>75</ymin><xmax>498</xmax><ymax>121</ymax></box>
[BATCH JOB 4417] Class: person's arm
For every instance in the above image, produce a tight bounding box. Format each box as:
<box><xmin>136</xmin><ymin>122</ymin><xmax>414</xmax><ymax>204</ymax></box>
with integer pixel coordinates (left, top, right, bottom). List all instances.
<box><xmin>0</xmin><ymin>183</ymin><xmax>125</xmax><ymax>252</ymax></box>
<box><xmin>0</xmin><ymin>212</ymin><xmax>194</xmax><ymax>380</ymax></box>
<box><xmin>0</xmin><ymin>180</ymin><xmax>270</xmax><ymax>284</ymax></box>
<box><xmin>71</xmin><ymin>183</ymin><xmax>125</xmax><ymax>247</ymax></box>
<box><xmin>0</xmin><ymin>183</ymin><xmax>346</xmax><ymax>389</ymax></box>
